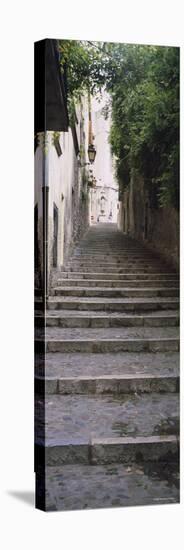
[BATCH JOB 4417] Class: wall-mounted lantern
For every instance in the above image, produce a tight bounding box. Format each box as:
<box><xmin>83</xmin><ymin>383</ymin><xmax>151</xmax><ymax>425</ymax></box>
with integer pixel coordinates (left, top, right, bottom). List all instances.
<box><xmin>88</xmin><ymin>143</ymin><xmax>96</xmax><ymax>164</ymax></box>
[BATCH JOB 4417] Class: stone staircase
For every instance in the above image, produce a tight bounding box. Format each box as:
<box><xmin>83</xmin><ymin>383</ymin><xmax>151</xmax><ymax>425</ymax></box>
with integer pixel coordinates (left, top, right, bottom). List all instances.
<box><xmin>35</xmin><ymin>223</ymin><xmax>179</xmax><ymax>511</ymax></box>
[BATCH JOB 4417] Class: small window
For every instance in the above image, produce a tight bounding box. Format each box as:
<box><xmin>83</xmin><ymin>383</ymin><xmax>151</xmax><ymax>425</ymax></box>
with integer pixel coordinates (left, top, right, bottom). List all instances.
<box><xmin>54</xmin><ymin>138</ymin><xmax>62</xmax><ymax>157</ymax></box>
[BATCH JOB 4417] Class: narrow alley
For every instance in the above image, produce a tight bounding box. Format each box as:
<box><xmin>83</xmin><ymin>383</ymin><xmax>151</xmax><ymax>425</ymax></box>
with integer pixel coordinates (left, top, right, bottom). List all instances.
<box><xmin>34</xmin><ymin>39</ymin><xmax>180</xmax><ymax>512</ymax></box>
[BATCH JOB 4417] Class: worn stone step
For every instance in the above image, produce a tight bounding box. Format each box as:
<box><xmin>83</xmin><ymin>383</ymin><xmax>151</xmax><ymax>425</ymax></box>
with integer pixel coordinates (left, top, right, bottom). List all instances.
<box><xmin>64</xmin><ymin>266</ymin><xmax>175</xmax><ymax>274</ymax></box>
<box><xmin>53</xmin><ymin>286</ymin><xmax>179</xmax><ymax>298</ymax></box>
<box><xmin>73</xmin><ymin>248</ymin><xmax>157</xmax><ymax>252</ymax></box>
<box><xmin>45</xmin><ymin>325</ymin><xmax>178</xmax><ymax>338</ymax></box>
<box><xmin>44</xmin><ymin>312</ymin><xmax>179</xmax><ymax>328</ymax></box>
<box><xmin>36</xmin><ymin>351</ymin><xmax>179</xmax><ymax>378</ymax></box>
<box><xmin>52</xmin><ymin>271</ymin><xmax>179</xmax><ymax>286</ymax></box>
<box><xmin>42</xmin><ymin>324</ymin><xmax>179</xmax><ymax>352</ymax></box>
<box><xmin>53</xmin><ymin>271</ymin><xmax>178</xmax><ymax>282</ymax></box>
<box><xmin>66</xmin><ymin>256</ymin><xmax>167</xmax><ymax>262</ymax></box>
<box><xmin>70</xmin><ymin>252</ymin><xmax>158</xmax><ymax>262</ymax></box>
<box><xmin>66</xmin><ymin>262</ymin><xmax>167</xmax><ymax>269</ymax></box>
<box><xmin>35</xmin><ymin>373</ymin><xmax>179</xmax><ymax>395</ymax></box>
<box><xmin>44</xmin><ymin>339</ymin><xmax>179</xmax><ymax>353</ymax></box>
<box><xmin>35</xmin><ymin>392</ymin><xmax>179</xmax><ymax>465</ymax></box>
<box><xmin>54</xmin><ymin>278</ymin><xmax>179</xmax><ymax>288</ymax></box>
<box><xmin>76</xmin><ymin>250</ymin><xmax>161</xmax><ymax>253</ymax></box>
<box><xmin>47</xmin><ymin>296</ymin><xmax>179</xmax><ymax>312</ymax></box>
<box><xmin>41</xmin><ymin>462</ymin><xmax>179</xmax><ymax>511</ymax></box>
<box><xmin>75</xmin><ymin>246</ymin><xmax>150</xmax><ymax>250</ymax></box>
<box><xmin>37</xmin><ymin>433</ymin><xmax>179</xmax><ymax>468</ymax></box>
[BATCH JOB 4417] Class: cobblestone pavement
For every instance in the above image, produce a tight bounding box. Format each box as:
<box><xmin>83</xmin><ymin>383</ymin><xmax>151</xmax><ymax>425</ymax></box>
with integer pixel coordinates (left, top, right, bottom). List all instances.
<box><xmin>44</xmin><ymin>463</ymin><xmax>179</xmax><ymax>511</ymax></box>
<box><xmin>35</xmin><ymin>224</ymin><xmax>180</xmax><ymax>511</ymax></box>
<box><xmin>35</xmin><ymin>392</ymin><xmax>179</xmax><ymax>444</ymax></box>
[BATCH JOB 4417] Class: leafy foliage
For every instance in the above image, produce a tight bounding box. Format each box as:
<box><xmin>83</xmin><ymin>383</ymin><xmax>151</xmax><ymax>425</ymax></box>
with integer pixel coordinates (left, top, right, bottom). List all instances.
<box><xmin>107</xmin><ymin>44</ymin><xmax>179</xmax><ymax>208</ymax></box>
<box><xmin>58</xmin><ymin>40</ymin><xmax>106</xmax><ymax>98</ymax></box>
<box><xmin>58</xmin><ymin>40</ymin><xmax>179</xmax><ymax>208</ymax></box>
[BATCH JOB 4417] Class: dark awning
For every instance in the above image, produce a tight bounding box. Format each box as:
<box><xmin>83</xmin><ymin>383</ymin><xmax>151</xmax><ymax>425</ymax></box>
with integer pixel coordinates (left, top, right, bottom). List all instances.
<box><xmin>34</xmin><ymin>38</ymin><xmax>69</xmax><ymax>133</ymax></box>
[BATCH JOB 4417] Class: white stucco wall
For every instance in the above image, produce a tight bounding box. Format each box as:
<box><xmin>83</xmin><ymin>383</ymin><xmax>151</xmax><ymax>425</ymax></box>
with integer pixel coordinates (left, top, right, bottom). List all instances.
<box><xmin>34</xmin><ymin>95</ymin><xmax>90</xmax><ymax>289</ymax></box>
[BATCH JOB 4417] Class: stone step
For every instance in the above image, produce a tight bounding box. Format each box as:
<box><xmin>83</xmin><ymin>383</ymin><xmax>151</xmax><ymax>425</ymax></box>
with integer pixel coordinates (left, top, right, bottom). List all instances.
<box><xmin>45</xmin><ymin>325</ymin><xmax>178</xmax><ymax>338</ymax></box>
<box><xmin>70</xmin><ymin>252</ymin><xmax>158</xmax><ymax>262</ymax></box>
<box><xmin>54</xmin><ymin>272</ymin><xmax>178</xmax><ymax>280</ymax></box>
<box><xmin>53</xmin><ymin>287</ymin><xmax>179</xmax><ymax>298</ymax></box>
<box><xmin>36</xmin><ymin>433</ymin><xmax>179</xmax><ymax>468</ymax></box>
<box><xmin>41</xmin><ymin>462</ymin><xmax>179</xmax><ymax>511</ymax></box>
<box><xmin>68</xmin><ymin>251</ymin><xmax>166</xmax><ymax>257</ymax></box>
<box><xmin>69</xmin><ymin>248</ymin><xmax>159</xmax><ymax>252</ymax></box>
<box><xmin>54</xmin><ymin>278</ymin><xmax>179</xmax><ymax>288</ymax></box>
<box><xmin>73</xmin><ymin>247</ymin><xmax>157</xmax><ymax>252</ymax></box>
<box><xmin>66</xmin><ymin>255</ymin><xmax>167</xmax><ymax>262</ymax></box>
<box><xmin>35</xmin><ymin>373</ymin><xmax>179</xmax><ymax>395</ymax></box>
<box><xmin>66</xmin><ymin>259</ymin><xmax>169</xmax><ymax>270</ymax></box>
<box><xmin>43</xmin><ymin>312</ymin><xmax>179</xmax><ymax>328</ymax></box>
<box><xmin>37</xmin><ymin>351</ymin><xmax>179</xmax><ymax>379</ymax></box>
<box><xmin>41</xmin><ymin>324</ymin><xmax>179</xmax><ymax>352</ymax></box>
<box><xmin>44</xmin><ymin>339</ymin><xmax>179</xmax><ymax>353</ymax></box>
<box><xmin>64</xmin><ymin>266</ymin><xmax>175</xmax><ymax>274</ymax></box>
<box><xmin>35</xmin><ymin>392</ymin><xmax>179</xmax><ymax>465</ymax></box>
<box><xmin>47</xmin><ymin>296</ymin><xmax>179</xmax><ymax>312</ymax></box>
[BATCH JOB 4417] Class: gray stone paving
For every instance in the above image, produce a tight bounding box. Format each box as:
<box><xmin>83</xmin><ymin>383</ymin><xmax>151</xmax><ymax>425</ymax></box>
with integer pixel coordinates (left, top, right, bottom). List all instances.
<box><xmin>44</xmin><ymin>463</ymin><xmax>179</xmax><ymax>511</ymax></box>
<box><xmin>35</xmin><ymin>393</ymin><xmax>179</xmax><ymax>444</ymax></box>
<box><xmin>41</xmin><ymin>351</ymin><xmax>179</xmax><ymax>378</ymax></box>
<box><xmin>45</xmin><ymin>326</ymin><xmax>178</xmax><ymax>340</ymax></box>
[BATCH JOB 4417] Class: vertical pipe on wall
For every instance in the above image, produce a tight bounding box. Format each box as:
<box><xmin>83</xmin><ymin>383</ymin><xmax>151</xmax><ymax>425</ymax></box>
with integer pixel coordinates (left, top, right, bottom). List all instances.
<box><xmin>42</xmin><ymin>136</ymin><xmax>49</xmax><ymax>300</ymax></box>
<box><xmin>88</xmin><ymin>90</ymin><xmax>92</xmax><ymax>145</ymax></box>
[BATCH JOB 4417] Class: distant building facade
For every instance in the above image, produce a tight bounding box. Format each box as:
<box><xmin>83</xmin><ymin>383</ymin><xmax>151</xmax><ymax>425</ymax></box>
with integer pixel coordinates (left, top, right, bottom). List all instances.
<box><xmin>89</xmin><ymin>94</ymin><xmax>119</xmax><ymax>224</ymax></box>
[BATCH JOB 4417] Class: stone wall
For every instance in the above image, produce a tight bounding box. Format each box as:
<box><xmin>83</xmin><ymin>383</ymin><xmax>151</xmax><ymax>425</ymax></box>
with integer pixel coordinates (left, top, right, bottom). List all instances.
<box><xmin>148</xmin><ymin>206</ymin><xmax>179</xmax><ymax>270</ymax></box>
<box><xmin>118</xmin><ymin>171</ymin><xmax>179</xmax><ymax>271</ymax></box>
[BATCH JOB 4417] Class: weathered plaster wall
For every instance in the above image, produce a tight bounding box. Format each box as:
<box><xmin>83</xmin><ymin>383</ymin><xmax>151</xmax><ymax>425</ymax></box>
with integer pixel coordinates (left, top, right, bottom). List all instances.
<box><xmin>34</xmin><ymin>142</ymin><xmax>44</xmax><ymax>289</ymax></box>
<box><xmin>34</xmin><ymin>96</ymin><xmax>90</xmax><ymax>292</ymax></box>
